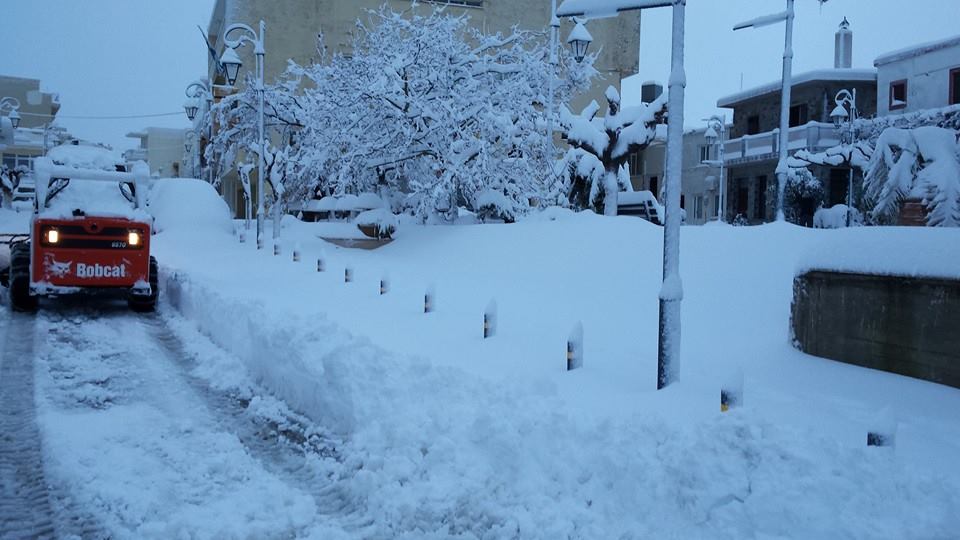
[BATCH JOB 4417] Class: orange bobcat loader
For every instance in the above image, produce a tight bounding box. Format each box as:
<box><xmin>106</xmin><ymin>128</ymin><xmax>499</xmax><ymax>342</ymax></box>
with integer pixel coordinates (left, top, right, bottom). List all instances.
<box><xmin>3</xmin><ymin>152</ymin><xmax>157</xmax><ymax>312</ymax></box>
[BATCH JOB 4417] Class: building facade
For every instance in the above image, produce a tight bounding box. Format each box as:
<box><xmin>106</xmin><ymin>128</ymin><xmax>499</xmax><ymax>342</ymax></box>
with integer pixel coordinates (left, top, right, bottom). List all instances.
<box><xmin>0</xmin><ymin>75</ymin><xmax>66</xmax><ymax>173</ymax></box>
<box><xmin>124</xmin><ymin>127</ymin><xmax>188</xmax><ymax>178</ymax></box>
<box><xmin>874</xmin><ymin>34</ymin><xmax>960</xmax><ymax>117</ymax></box>
<box><xmin>205</xmin><ymin>0</ymin><xmax>641</xmax><ymax>217</ymax></box>
<box><xmin>628</xmin><ymin>125</ymin><xmax>725</xmax><ymax>226</ymax></box>
<box><xmin>715</xmin><ymin>20</ymin><xmax>878</xmax><ymax>224</ymax></box>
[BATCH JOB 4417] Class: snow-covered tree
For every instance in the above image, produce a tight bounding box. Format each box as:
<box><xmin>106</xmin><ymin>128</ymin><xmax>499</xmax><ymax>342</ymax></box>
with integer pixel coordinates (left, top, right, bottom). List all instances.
<box><xmin>559</xmin><ymin>86</ymin><xmax>667</xmax><ymax>215</ymax></box>
<box><xmin>206</xmin><ymin>73</ymin><xmax>304</xmax><ymax>236</ymax></box>
<box><xmin>285</xmin><ymin>5</ymin><xmax>595</xmax><ymax>221</ymax></box>
<box><xmin>863</xmin><ymin>126</ymin><xmax>960</xmax><ymax>227</ymax></box>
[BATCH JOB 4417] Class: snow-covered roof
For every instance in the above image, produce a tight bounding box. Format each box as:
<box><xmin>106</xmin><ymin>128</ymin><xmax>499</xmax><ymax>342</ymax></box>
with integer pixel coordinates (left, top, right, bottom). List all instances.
<box><xmin>874</xmin><ymin>34</ymin><xmax>960</xmax><ymax>67</ymax></box>
<box><xmin>557</xmin><ymin>0</ymin><xmax>670</xmax><ymax>18</ymax></box>
<box><xmin>716</xmin><ymin>68</ymin><xmax>877</xmax><ymax>108</ymax></box>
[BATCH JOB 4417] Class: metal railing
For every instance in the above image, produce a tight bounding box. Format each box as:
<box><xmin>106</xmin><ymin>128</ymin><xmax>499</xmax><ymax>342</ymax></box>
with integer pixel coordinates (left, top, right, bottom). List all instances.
<box><xmin>722</xmin><ymin>121</ymin><xmax>840</xmax><ymax>162</ymax></box>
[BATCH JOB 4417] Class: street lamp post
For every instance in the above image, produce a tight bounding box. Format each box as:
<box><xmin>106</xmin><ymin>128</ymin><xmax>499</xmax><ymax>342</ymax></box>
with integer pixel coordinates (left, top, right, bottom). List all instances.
<box><xmin>545</xmin><ymin>0</ymin><xmax>560</xmax><ymax>178</ymax></box>
<box><xmin>184</xmin><ymin>80</ymin><xmax>214</xmax><ymax>184</ymax></box>
<box><xmin>558</xmin><ymin>0</ymin><xmax>687</xmax><ymax>390</ymax></box>
<box><xmin>221</xmin><ymin>20</ymin><xmax>267</xmax><ymax>250</ymax></box>
<box><xmin>734</xmin><ymin>0</ymin><xmax>795</xmax><ymax>222</ymax></box>
<box><xmin>703</xmin><ymin>115</ymin><xmax>727</xmax><ymax>223</ymax></box>
<box><xmin>830</xmin><ymin>88</ymin><xmax>858</xmax><ymax>227</ymax></box>
<box><xmin>0</xmin><ymin>97</ymin><xmax>21</xmax><ymax>129</ymax></box>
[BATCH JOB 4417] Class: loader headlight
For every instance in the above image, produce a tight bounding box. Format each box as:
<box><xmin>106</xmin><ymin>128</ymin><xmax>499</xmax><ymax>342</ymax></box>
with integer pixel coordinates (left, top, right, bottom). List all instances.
<box><xmin>46</xmin><ymin>228</ymin><xmax>59</xmax><ymax>244</ymax></box>
<box><xmin>128</xmin><ymin>230</ymin><xmax>141</xmax><ymax>247</ymax></box>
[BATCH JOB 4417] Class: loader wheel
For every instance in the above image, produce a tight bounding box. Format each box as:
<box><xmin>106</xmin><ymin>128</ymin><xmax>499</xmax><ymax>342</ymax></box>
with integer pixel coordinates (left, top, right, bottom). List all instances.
<box><xmin>9</xmin><ymin>243</ymin><xmax>37</xmax><ymax>312</ymax></box>
<box><xmin>129</xmin><ymin>256</ymin><xmax>159</xmax><ymax>313</ymax></box>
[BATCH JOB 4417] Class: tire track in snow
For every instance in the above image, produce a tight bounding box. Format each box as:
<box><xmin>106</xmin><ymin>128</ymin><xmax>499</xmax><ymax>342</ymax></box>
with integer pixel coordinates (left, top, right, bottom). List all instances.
<box><xmin>0</xmin><ymin>312</ymin><xmax>56</xmax><ymax>539</ymax></box>
<box><xmin>143</xmin><ymin>312</ymin><xmax>376</xmax><ymax>534</ymax></box>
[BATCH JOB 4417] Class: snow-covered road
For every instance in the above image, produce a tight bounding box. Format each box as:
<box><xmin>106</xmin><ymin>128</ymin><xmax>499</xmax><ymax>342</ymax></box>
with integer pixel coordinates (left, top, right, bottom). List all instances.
<box><xmin>0</xmin><ymin>300</ymin><xmax>362</xmax><ymax>539</ymax></box>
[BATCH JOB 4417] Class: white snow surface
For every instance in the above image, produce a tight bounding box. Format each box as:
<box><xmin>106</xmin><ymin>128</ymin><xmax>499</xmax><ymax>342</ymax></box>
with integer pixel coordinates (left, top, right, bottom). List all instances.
<box><xmin>144</xmin><ymin>214</ymin><xmax>960</xmax><ymax>538</ymax></box>
<box><xmin>797</xmin><ymin>226</ymin><xmax>960</xmax><ymax>279</ymax></box>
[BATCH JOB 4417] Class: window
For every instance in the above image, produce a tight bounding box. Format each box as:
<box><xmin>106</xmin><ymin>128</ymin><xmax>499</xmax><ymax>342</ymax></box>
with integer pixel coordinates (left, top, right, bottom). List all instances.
<box><xmin>648</xmin><ymin>176</ymin><xmax>658</xmax><ymax>197</ymax></box>
<box><xmin>680</xmin><ymin>195</ymin><xmax>686</xmax><ymax>209</ymax></box>
<box><xmin>789</xmin><ymin>104</ymin><xmax>808</xmax><ymax>127</ymax></box>
<box><xmin>694</xmin><ymin>196</ymin><xmax>704</xmax><ymax>220</ymax></box>
<box><xmin>746</xmin><ymin>115</ymin><xmax>760</xmax><ymax>135</ymax></box>
<box><xmin>950</xmin><ymin>67</ymin><xmax>960</xmax><ymax>105</ymax></box>
<box><xmin>890</xmin><ymin>79</ymin><xmax>907</xmax><ymax>110</ymax></box>
<box><xmin>699</xmin><ymin>144</ymin><xmax>711</xmax><ymax>163</ymax></box>
<box><xmin>628</xmin><ymin>151</ymin><xmax>643</xmax><ymax>176</ymax></box>
<box><xmin>1</xmin><ymin>154</ymin><xmax>34</xmax><ymax>171</ymax></box>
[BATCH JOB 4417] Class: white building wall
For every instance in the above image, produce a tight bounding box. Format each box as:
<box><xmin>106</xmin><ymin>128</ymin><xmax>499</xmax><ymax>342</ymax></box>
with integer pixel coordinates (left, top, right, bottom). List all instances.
<box><xmin>875</xmin><ymin>40</ymin><xmax>960</xmax><ymax>116</ymax></box>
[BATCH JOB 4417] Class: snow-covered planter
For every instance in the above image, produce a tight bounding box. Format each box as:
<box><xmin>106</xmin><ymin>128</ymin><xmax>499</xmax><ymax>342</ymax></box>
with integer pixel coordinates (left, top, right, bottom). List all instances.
<box><xmin>474</xmin><ymin>189</ymin><xmax>519</xmax><ymax>224</ymax></box>
<box><xmin>354</xmin><ymin>208</ymin><xmax>398</xmax><ymax>239</ymax></box>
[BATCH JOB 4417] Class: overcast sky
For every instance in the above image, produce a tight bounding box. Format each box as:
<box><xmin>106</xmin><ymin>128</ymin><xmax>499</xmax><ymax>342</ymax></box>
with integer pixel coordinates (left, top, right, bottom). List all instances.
<box><xmin>1</xmin><ymin>0</ymin><xmax>957</xmax><ymax>152</ymax></box>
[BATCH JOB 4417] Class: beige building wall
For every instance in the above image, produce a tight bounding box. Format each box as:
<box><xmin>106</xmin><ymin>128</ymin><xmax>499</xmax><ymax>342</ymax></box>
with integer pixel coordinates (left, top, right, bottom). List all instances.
<box><xmin>206</xmin><ymin>1</ymin><xmax>640</xmax><ymax>217</ymax></box>
<box><xmin>125</xmin><ymin>127</ymin><xmax>188</xmax><ymax>178</ymax></box>
<box><xmin>1</xmin><ymin>75</ymin><xmax>65</xmax><ymax>172</ymax></box>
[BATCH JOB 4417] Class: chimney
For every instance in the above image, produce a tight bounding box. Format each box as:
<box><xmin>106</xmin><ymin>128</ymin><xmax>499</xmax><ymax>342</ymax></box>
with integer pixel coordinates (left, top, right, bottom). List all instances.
<box><xmin>641</xmin><ymin>81</ymin><xmax>663</xmax><ymax>104</ymax></box>
<box><xmin>834</xmin><ymin>17</ymin><xmax>853</xmax><ymax>69</ymax></box>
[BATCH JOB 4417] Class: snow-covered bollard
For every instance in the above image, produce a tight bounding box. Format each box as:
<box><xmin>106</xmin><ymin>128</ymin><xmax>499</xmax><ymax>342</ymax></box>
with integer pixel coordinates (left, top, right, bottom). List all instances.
<box><xmin>867</xmin><ymin>407</ymin><xmax>897</xmax><ymax>447</ymax></box>
<box><xmin>720</xmin><ymin>369</ymin><xmax>744</xmax><ymax>413</ymax></box>
<box><xmin>317</xmin><ymin>257</ymin><xmax>325</xmax><ymax>272</ymax></box>
<box><xmin>257</xmin><ymin>236</ymin><xmax>264</xmax><ymax>250</ymax></box>
<box><xmin>380</xmin><ymin>273</ymin><xmax>389</xmax><ymax>295</ymax></box>
<box><xmin>567</xmin><ymin>322</ymin><xmax>583</xmax><ymax>371</ymax></box>
<box><xmin>344</xmin><ymin>266</ymin><xmax>353</xmax><ymax>283</ymax></box>
<box><xmin>424</xmin><ymin>285</ymin><xmax>435</xmax><ymax>314</ymax></box>
<box><xmin>238</xmin><ymin>230</ymin><xmax>246</xmax><ymax>243</ymax></box>
<box><xmin>293</xmin><ymin>243</ymin><xmax>301</xmax><ymax>262</ymax></box>
<box><xmin>483</xmin><ymin>299</ymin><xmax>497</xmax><ymax>339</ymax></box>
<box><xmin>273</xmin><ymin>242</ymin><xmax>281</xmax><ymax>256</ymax></box>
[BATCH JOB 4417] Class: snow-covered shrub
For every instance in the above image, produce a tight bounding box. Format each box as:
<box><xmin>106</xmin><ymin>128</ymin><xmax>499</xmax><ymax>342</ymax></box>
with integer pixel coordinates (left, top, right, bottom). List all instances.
<box><xmin>783</xmin><ymin>167</ymin><xmax>825</xmax><ymax>225</ymax></box>
<box><xmin>863</xmin><ymin>126</ymin><xmax>960</xmax><ymax>227</ymax></box>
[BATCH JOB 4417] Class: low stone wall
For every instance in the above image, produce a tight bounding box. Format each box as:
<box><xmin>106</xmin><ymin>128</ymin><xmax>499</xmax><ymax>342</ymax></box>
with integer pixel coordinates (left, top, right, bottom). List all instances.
<box><xmin>791</xmin><ymin>271</ymin><xmax>960</xmax><ymax>389</ymax></box>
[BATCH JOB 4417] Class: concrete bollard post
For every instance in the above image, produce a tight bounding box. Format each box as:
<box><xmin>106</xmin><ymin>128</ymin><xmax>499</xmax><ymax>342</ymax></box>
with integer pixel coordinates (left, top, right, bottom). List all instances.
<box><xmin>424</xmin><ymin>285</ymin><xmax>435</xmax><ymax>314</ymax></box>
<box><xmin>293</xmin><ymin>243</ymin><xmax>301</xmax><ymax>262</ymax></box>
<box><xmin>720</xmin><ymin>369</ymin><xmax>744</xmax><ymax>413</ymax></box>
<box><xmin>380</xmin><ymin>274</ymin><xmax>389</xmax><ymax>295</ymax></box>
<box><xmin>317</xmin><ymin>257</ymin><xmax>325</xmax><ymax>272</ymax></box>
<box><xmin>274</xmin><ymin>242</ymin><xmax>281</xmax><ymax>256</ymax></box>
<box><xmin>567</xmin><ymin>322</ymin><xmax>583</xmax><ymax>371</ymax></box>
<box><xmin>483</xmin><ymin>299</ymin><xmax>497</xmax><ymax>339</ymax></box>
<box><xmin>867</xmin><ymin>407</ymin><xmax>897</xmax><ymax>447</ymax></box>
<box><xmin>239</xmin><ymin>231</ymin><xmax>246</xmax><ymax>243</ymax></box>
<box><xmin>344</xmin><ymin>267</ymin><xmax>353</xmax><ymax>283</ymax></box>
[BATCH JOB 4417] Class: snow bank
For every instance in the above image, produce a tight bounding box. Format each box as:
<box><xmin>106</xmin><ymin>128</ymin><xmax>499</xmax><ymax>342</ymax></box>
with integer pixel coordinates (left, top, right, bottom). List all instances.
<box><xmin>148</xmin><ymin>178</ymin><xmax>233</xmax><ymax>234</ymax></box>
<box><xmin>797</xmin><ymin>227</ymin><xmax>960</xmax><ymax>279</ymax></box>
<box><xmin>155</xmin><ymin>216</ymin><xmax>960</xmax><ymax>538</ymax></box>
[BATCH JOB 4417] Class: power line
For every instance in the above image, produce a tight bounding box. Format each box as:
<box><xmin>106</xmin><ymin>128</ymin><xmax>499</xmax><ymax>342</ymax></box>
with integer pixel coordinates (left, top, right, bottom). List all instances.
<box><xmin>18</xmin><ymin>111</ymin><xmax>185</xmax><ymax>120</ymax></box>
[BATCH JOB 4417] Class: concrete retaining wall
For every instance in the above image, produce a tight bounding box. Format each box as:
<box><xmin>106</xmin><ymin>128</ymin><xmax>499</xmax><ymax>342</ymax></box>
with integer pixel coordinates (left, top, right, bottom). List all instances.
<box><xmin>791</xmin><ymin>271</ymin><xmax>960</xmax><ymax>389</ymax></box>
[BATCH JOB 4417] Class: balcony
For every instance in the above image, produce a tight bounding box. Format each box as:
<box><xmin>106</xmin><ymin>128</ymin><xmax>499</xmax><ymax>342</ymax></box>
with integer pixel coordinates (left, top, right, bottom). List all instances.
<box><xmin>722</xmin><ymin>122</ymin><xmax>840</xmax><ymax>166</ymax></box>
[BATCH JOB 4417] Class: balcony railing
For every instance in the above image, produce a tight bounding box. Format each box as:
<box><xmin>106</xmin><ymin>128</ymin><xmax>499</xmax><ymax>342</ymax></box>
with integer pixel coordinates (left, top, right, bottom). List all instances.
<box><xmin>722</xmin><ymin>122</ymin><xmax>840</xmax><ymax>164</ymax></box>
